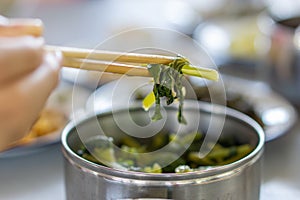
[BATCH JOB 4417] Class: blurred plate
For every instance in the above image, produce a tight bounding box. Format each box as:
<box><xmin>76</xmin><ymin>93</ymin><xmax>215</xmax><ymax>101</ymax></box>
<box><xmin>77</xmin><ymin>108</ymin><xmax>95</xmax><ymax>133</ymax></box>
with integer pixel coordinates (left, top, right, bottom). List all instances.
<box><xmin>0</xmin><ymin>81</ymin><xmax>92</xmax><ymax>158</ymax></box>
<box><xmin>207</xmin><ymin>75</ymin><xmax>298</xmax><ymax>141</ymax></box>
<box><xmin>86</xmin><ymin>76</ymin><xmax>297</xmax><ymax>142</ymax></box>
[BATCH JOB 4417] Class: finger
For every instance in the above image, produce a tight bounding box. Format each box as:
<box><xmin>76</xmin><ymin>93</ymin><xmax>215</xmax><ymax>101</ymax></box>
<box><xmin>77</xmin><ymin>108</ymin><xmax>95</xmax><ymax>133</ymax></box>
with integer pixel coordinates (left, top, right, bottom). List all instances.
<box><xmin>0</xmin><ymin>36</ymin><xmax>44</xmax><ymax>84</ymax></box>
<box><xmin>0</xmin><ymin>16</ymin><xmax>43</xmax><ymax>37</ymax></box>
<box><xmin>16</xmin><ymin>51</ymin><xmax>63</xmax><ymax>115</ymax></box>
<box><xmin>0</xmin><ymin>51</ymin><xmax>62</xmax><ymax>147</ymax></box>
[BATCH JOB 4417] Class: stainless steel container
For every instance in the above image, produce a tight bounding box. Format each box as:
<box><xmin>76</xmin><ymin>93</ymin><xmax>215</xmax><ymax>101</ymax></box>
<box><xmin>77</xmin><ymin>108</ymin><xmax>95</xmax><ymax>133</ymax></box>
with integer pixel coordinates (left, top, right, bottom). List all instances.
<box><xmin>62</xmin><ymin>101</ymin><xmax>264</xmax><ymax>200</ymax></box>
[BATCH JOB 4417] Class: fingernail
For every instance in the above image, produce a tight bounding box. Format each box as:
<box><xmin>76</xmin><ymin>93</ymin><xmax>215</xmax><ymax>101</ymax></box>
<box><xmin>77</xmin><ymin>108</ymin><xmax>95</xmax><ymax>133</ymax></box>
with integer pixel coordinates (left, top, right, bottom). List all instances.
<box><xmin>54</xmin><ymin>50</ymin><xmax>63</xmax><ymax>67</ymax></box>
<box><xmin>9</xmin><ymin>18</ymin><xmax>43</xmax><ymax>27</ymax></box>
<box><xmin>48</xmin><ymin>51</ymin><xmax>63</xmax><ymax>70</ymax></box>
<box><xmin>0</xmin><ymin>15</ymin><xmax>9</xmax><ymax>25</ymax></box>
<box><xmin>24</xmin><ymin>37</ymin><xmax>45</xmax><ymax>49</ymax></box>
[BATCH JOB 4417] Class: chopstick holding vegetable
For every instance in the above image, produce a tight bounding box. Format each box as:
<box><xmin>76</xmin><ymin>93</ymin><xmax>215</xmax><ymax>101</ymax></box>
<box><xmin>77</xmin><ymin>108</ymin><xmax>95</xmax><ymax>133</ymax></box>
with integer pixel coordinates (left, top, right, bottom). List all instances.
<box><xmin>46</xmin><ymin>45</ymin><xmax>219</xmax><ymax>81</ymax></box>
<box><xmin>3</xmin><ymin>15</ymin><xmax>219</xmax><ymax>128</ymax></box>
<box><xmin>46</xmin><ymin>46</ymin><xmax>219</xmax><ymax>124</ymax></box>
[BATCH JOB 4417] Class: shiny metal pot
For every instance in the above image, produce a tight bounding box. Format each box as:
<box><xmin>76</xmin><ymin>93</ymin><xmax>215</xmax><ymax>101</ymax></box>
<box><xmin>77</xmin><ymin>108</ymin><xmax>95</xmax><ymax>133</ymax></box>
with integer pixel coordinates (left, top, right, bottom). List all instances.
<box><xmin>61</xmin><ymin>101</ymin><xmax>264</xmax><ymax>200</ymax></box>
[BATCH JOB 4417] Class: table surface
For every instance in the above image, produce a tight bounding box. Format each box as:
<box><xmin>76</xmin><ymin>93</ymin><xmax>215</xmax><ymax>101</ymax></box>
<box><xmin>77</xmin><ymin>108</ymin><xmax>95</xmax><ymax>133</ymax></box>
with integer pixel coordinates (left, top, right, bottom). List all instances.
<box><xmin>1</xmin><ymin>119</ymin><xmax>300</xmax><ymax>200</ymax></box>
<box><xmin>1</xmin><ymin>0</ymin><xmax>300</xmax><ymax>199</ymax></box>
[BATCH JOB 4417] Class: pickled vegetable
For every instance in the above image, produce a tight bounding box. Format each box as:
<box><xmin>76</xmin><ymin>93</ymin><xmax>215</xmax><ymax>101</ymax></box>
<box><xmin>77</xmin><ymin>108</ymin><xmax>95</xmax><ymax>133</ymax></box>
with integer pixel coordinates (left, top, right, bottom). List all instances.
<box><xmin>143</xmin><ymin>57</ymin><xmax>219</xmax><ymax>124</ymax></box>
<box><xmin>77</xmin><ymin>131</ymin><xmax>253</xmax><ymax>173</ymax></box>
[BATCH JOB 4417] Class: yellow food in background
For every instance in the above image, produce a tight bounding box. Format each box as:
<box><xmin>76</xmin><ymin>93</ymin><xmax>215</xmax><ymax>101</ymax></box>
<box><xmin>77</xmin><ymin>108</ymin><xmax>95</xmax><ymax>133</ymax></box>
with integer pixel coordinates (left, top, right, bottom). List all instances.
<box><xmin>18</xmin><ymin>109</ymin><xmax>66</xmax><ymax>145</ymax></box>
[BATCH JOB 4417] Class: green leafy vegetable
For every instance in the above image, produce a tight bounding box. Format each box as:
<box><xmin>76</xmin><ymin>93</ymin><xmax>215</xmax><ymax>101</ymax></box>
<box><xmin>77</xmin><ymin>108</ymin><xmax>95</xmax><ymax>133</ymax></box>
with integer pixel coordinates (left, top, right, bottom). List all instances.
<box><xmin>77</xmin><ymin>131</ymin><xmax>254</xmax><ymax>173</ymax></box>
<box><xmin>143</xmin><ymin>57</ymin><xmax>218</xmax><ymax>124</ymax></box>
<box><xmin>145</xmin><ymin>58</ymin><xmax>187</xmax><ymax>123</ymax></box>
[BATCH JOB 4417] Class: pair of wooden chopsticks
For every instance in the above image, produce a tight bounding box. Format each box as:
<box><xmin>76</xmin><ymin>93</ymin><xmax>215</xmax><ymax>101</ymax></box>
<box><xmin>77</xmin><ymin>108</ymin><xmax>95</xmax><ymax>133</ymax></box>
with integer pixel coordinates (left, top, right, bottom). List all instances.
<box><xmin>51</xmin><ymin>46</ymin><xmax>219</xmax><ymax>80</ymax></box>
<box><xmin>45</xmin><ymin>45</ymin><xmax>219</xmax><ymax>80</ymax></box>
<box><xmin>0</xmin><ymin>18</ymin><xmax>219</xmax><ymax>80</ymax></box>
<box><xmin>45</xmin><ymin>45</ymin><xmax>175</xmax><ymax>77</ymax></box>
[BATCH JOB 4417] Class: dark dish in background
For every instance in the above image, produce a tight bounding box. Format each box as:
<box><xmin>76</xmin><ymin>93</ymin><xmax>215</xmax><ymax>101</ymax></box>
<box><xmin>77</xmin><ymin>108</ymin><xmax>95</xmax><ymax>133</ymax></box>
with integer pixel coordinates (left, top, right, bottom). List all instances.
<box><xmin>86</xmin><ymin>76</ymin><xmax>297</xmax><ymax>142</ymax></box>
<box><xmin>188</xmin><ymin>75</ymin><xmax>297</xmax><ymax>141</ymax></box>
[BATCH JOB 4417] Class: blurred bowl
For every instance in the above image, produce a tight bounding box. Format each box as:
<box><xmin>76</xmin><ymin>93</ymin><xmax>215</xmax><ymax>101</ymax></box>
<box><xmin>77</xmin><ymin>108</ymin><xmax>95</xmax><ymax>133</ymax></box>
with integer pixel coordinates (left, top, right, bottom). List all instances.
<box><xmin>264</xmin><ymin>12</ymin><xmax>300</xmax><ymax>106</ymax></box>
<box><xmin>192</xmin><ymin>14</ymin><xmax>272</xmax><ymax>66</ymax></box>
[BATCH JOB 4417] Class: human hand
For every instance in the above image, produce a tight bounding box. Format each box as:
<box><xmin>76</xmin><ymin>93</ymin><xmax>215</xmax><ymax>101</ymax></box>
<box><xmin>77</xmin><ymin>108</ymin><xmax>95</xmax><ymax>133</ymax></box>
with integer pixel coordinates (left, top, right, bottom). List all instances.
<box><xmin>0</xmin><ymin>16</ymin><xmax>62</xmax><ymax>151</ymax></box>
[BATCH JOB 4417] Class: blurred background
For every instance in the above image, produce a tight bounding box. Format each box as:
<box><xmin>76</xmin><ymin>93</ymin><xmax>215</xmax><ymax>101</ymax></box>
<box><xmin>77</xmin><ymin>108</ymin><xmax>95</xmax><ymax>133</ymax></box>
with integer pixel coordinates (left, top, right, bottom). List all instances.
<box><xmin>2</xmin><ymin>0</ymin><xmax>300</xmax><ymax>105</ymax></box>
<box><xmin>1</xmin><ymin>0</ymin><xmax>300</xmax><ymax>199</ymax></box>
